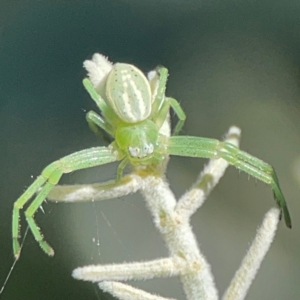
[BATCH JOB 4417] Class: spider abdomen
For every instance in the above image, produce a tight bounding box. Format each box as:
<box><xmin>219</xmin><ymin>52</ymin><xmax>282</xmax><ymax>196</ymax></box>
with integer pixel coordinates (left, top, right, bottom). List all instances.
<box><xmin>106</xmin><ymin>63</ymin><xmax>152</xmax><ymax>123</ymax></box>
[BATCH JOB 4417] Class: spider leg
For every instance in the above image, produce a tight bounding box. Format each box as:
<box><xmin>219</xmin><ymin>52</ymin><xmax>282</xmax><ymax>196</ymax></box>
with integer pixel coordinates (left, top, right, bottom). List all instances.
<box><xmin>13</xmin><ymin>146</ymin><xmax>121</xmax><ymax>258</ymax></box>
<box><xmin>149</xmin><ymin>66</ymin><xmax>168</xmax><ymax>116</ymax></box>
<box><xmin>149</xmin><ymin>67</ymin><xmax>186</xmax><ymax>135</ymax></box>
<box><xmin>221</xmin><ymin>142</ymin><xmax>291</xmax><ymax>227</ymax></box>
<box><xmin>83</xmin><ymin>78</ymin><xmax>119</xmax><ymax>126</ymax></box>
<box><xmin>83</xmin><ymin>78</ymin><xmax>107</xmax><ymax>112</ymax></box>
<box><xmin>116</xmin><ymin>157</ymin><xmax>130</xmax><ymax>181</ymax></box>
<box><xmin>167</xmin><ymin>136</ymin><xmax>291</xmax><ymax>228</ymax></box>
<box><xmin>154</xmin><ymin>97</ymin><xmax>186</xmax><ymax>135</ymax></box>
<box><xmin>86</xmin><ymin>110</ymin><xmax>114</xmax><ymax>140</ymax></box>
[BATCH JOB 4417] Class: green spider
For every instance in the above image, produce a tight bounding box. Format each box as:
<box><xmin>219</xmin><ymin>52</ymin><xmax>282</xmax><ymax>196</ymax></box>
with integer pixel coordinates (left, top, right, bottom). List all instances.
<box><xmin>12</xmin><ymin>54</ymin><xmax>291</xmax><ymax>259</ymax></box>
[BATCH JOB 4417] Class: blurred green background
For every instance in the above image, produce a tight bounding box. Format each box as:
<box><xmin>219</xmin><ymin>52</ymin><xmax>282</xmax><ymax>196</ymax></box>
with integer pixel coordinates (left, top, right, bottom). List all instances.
<box><xmin>0</xmin><ymin>1</ymin><xmax>300</xmax><ymax>299</ymax></box>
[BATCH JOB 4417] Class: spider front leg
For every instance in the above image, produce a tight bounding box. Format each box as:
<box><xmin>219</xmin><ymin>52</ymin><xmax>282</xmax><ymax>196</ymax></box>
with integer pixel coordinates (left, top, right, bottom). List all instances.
<box><xmin>13</xmin><ymin>146</ymin><xmax>121</xmax><ymax>258</ymax></box>
<box><xmin>167</xmin><ymin>136</ymin><xmax>291</xmax><ymax>228</ymax></box>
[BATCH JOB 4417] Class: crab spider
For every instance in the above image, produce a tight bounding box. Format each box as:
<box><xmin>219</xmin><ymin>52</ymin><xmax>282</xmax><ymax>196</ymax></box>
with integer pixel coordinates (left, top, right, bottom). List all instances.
<box><xmin>12</xmin><ymin>53</ymin><xmax>291</xmax><ymax>259</ymax></box>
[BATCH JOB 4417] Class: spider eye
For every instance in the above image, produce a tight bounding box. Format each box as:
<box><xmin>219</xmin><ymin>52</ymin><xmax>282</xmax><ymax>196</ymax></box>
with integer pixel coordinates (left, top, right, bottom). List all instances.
<box><xmin>144</xmin><ymin>144</ymin><xmax>154</xmax><ymax>154</ymax></box>
<box><xmin>128</xmin><ymin>143</ymin><xmax>154</xmax><ymax>158</ymax></box>
<box><xmin>128</xmin><ymin>147</ymin><xmax>140</xmax><ymax>157</ymax></box>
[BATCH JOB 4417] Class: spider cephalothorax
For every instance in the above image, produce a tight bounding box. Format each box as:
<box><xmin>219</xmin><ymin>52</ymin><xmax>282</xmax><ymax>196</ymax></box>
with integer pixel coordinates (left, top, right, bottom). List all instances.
<box><xmin>115</xmin><ymin>120</ymin><xmax>159</xmax><ymax>161</ymax></box>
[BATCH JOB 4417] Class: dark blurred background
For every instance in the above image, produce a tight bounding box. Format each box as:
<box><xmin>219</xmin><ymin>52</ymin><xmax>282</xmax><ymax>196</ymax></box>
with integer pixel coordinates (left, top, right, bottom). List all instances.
<box><xmin>0</xmin><ymin>1</ymin><xmax>300</xmax><ymax>299</ymax></box>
